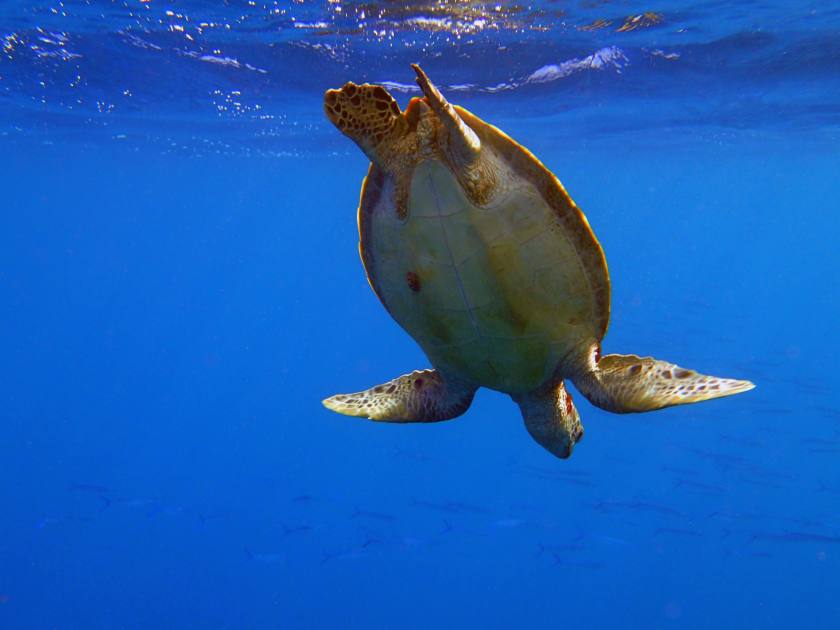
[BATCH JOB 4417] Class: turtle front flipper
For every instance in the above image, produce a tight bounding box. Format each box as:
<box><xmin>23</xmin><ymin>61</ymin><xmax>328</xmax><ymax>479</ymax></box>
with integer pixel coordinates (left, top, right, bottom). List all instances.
<box><xmin>411</xmin><ymin>64</ymin><xmax>496</xmax><ymax>204</ymax></box>
<box><xmin>572</xmin><ymin>354</ymin><xmax>755</xmax><ymax>414</ymax></box>
<box><xmin>411</xmin><ymin>64</ymin><xmax>480</xmax><ymax>168</ymax></box>
<box><xmin>323</xmin><ymin>369</ymin><xmax>477</xmax><ymax>423</ymax></box>
<box><xmin>512</xmin><ymin>382</ymin><xmax>584</xmax><ymax>460</ymax></box>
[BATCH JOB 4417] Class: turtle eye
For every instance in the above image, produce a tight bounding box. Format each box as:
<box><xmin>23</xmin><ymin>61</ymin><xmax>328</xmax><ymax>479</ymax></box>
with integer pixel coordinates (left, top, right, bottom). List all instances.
<box><xmin>593</xmin><ymin>345</ymin><xmax>601</xmax><ymax>364</ymax></box>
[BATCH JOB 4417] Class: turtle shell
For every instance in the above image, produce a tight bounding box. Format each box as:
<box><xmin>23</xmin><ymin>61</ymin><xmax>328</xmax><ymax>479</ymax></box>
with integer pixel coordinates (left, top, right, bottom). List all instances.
<box><xmin>357</xmin><ymin>105</ymin><xmax>610</xmax><ymax>394</ymax></box>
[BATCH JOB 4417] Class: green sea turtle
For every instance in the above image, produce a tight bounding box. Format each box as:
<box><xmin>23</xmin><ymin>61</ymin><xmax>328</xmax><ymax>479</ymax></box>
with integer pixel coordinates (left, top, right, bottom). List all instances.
<box><xmin>321</xmin><ymin>65</ymin><xmax>754</xmax><ymax>459</ymax></box>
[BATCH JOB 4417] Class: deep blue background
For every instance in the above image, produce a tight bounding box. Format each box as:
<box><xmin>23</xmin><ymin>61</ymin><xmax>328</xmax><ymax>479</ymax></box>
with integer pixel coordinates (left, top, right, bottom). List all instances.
<box><xmin>1</xmin><ymin>1</ymin><xmax>839</xmax><ymax>628</ymax></box>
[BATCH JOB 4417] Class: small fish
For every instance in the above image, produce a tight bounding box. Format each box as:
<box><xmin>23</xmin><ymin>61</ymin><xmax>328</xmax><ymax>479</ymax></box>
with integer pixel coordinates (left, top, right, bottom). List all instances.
<box><xmin>197</xmin><ymin>511</ymin><xmax>230</xmax><ymax>525</ymax></box>
<box><xmin>523</xmin><ymin>473</ymin><xmax>595</xmax><ymax>487</ymax></box>
<box><xmin>803</xmin><ymin>437</ymin><xmax>840</xmax><ymax>446</ymax></box>
<box><xmin>443</xmin><ymin>501</ymin><xmax>493</xmax><ymax>516</ymax></box>
<box><xmin>552</xmin><ymin>555</ymin><xmax>606</xmax><ymax>570</ymax></box>
<box><xmin>750</xmin><ymin>531</ymin><xmax>840</xmax><ymax>545</ymax></box>
<box><xmin>588</xmin><ymin>534</ymin><xmax>630</xmax><ymax>547</ymax></box>
<box><xmin>36</xmin><ymin>515</ymin><xmax>66</xmax><ymax>529</ymax></box>
<box><xmin>351</xmin><ymin>508</ymin><xmax>396</xmax><ymax>522</ymax></box>
<box><xmin>590</xmin><ymin>500</ymin><xmax>683</xmax><ymax>518</ymax></box>
<box><xmin>739</xmin><ymin>465</ymin><xmax>795</xmax><ymax>482</ymax></box>
<box><xmin>397</xmin><ymin>536</ymin><xmax>427</xmax><ymax>549</ymax></box>
<box><xmin>661</xmin><ymin>466</ymin><xmax>699</xmax><ymax>477</ymax></box>
<box><xmin>411</xmin><ymin>499</ymin><xmax>461</xmax><ymax>514</ymax></box>
<box><xmin>535</xmin><ymin>543</ymin><xmax>584</xmax><ymax>557</ymax></box>
<box><xmin>147</xmin><ymin>504</ymin><xmax>187</xmax><ymax>519</ymax></box>
<box><xmin>99</xmin><ymin>496</ymin><xmax>158</xmax><ymax>511</ymax></box>
<box><xmin>491</xmin><ymin>518</ymin><xmax>533</xmax><ymax>529</ymax></box>
<box><xmin>817</xmin><ymin>482</ymin><xmax>840</xmax><ymax>495</ymax></box>
<box><xmin>245</xmin><ymin>548</ymin><xmax>285</xmax><ymax>564</ymax></box>
<box><xmin>321</xmin><ymin>548</ymin><xmax>368</xmax><ymax>564</ymax></box>
<box><xmin>291</xmin><ymin>494</ymin><xmax>316</xmax><ymax>505</ymax></box>
<box><xmin>69</xmin><ymin>483</ymin><xmax>112</xmax><ymax>494</ymax></box>
<box><xmin>673</xmin><ymin>479</ymin><xmax>725</xmax><ymax>494</ymax></box>
<box><xmin>684</xmin><ymin>447</ymin><xmax>750</xmax><ymax>468</ymax></box>
<box><xmin>632</xmin><ymin>500</ymin><xmax>684</xmax><ymax>517</ymax></box>
<box><xmin>512</xmin><ymin>464</ymin><xmax>593</xmax><ymax>483</ymax></box>
<box><xmin>717</xmin><ymin>434</ymin><xmax>763</xmax><ymax>448</ymax></box>
<box><xmin>411</xmin><ymin>499</ymin><xmax>487</xmax><ymax>515</ymax></box>
<box><xmin>775</xmin><ymin>516</ymin><xmax>826</xmax><ymax>530</ymax></box>
<box><xmin>708</xmin><ymin>510</ymin><xmax>762</xmax><ymax>523</ymax></box>
<box><xmin>723</xmin><ymin>547</ymin><xmax>773</xmax><ymax>559</ymax></box>
<box><xmin>36</xmin><ymin>514</ymin><xmax>92</xmax><ymax>529</ymax></box>
<box><xmin>392</xmin><ymin>446</ymin><xmax>439</xmax><ymax>462</ymax></box>
<box><xmin>814</xmin><ymin>406</ymin><xmax>840</xmax><ymax>420</ymax></box>
<box><xmin>734</xmin><ymin>476</ymin><xmax>782</xmax><ymax>490</ymax></box>
<box><xmin>280</xmin><ymin>523</ymin><xmax>313</xmax><ymax>537</ymax></box>
<box><xmin>655</xmin><ymin>527</ymin><xmax>702</xmax><ymax>538</ymax></box>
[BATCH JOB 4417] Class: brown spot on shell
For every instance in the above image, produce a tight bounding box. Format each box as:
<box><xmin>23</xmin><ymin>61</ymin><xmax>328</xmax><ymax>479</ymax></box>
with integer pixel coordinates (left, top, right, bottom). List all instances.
<box><xmin>406</xmin><ymin>271</ymin><xmax>421</xmax><ymax>292</ymax></box>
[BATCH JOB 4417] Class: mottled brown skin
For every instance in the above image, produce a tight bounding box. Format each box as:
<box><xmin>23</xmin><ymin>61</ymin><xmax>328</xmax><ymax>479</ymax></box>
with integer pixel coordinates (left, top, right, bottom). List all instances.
<box><xmin>322</xmin><ymin>66</ymin><xmax>755</xmax><ymax>460</ymax></box>
<box><xmin>324</xmin><ymin>369</ymin><xmax>476</xmax><ymax>423</ymax></box>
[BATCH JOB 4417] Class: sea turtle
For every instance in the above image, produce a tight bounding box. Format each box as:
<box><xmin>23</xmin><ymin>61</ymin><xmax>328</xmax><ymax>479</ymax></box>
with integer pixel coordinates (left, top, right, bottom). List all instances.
<box><xmin>321</xmin><ymin>65</ymin><xmax>754</xmax><ymax>459</ymax></box>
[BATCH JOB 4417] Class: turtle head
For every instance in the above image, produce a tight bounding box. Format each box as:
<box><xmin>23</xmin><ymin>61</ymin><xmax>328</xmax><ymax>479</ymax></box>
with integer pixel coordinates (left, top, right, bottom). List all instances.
<box><xmin>324</xmin><ymin>81</ymin><xmax>413</xmax><ymax>168</ymax></box>
<box><xmin>325</xmin><ymin>66</ymin><xmax>482</xmax><ymax>175</ymax></box>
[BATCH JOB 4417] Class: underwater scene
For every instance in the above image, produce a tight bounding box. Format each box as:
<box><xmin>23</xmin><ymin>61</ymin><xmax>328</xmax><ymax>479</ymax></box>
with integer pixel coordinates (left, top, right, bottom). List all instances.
<box><xmin>1</xmin><ymin>0</ymin><xmax>839</xmax><ymax>627</ymax></box>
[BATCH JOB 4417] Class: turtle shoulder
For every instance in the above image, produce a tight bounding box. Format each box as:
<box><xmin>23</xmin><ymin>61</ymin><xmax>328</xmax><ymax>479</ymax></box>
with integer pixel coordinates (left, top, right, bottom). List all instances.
<box><xmin>454</xmin><ymin>105</ymin><xmax>611</xmax><ymax>341</ymax></box>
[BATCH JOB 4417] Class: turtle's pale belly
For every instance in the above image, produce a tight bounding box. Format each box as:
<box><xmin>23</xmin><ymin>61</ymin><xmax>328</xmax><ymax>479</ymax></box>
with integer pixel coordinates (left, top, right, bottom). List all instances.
<box><xmin>368</xmin><ymin>159</ymin><xmax>596</xmax><ymax>394</ymax></box>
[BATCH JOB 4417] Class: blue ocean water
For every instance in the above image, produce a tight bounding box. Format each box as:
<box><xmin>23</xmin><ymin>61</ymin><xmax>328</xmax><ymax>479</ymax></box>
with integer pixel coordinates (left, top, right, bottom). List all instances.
<box><xmin>1</xmin><ymin>1</ymin><xmax>839</xmax><ymax>627</ymax></box>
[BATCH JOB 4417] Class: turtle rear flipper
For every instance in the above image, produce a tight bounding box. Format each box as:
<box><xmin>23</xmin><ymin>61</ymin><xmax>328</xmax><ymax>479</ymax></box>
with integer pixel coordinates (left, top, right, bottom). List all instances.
<box><xmin>573</xmin><ymin>354</ymin><xmax>755</xmax><ymax>413</ymax></box>
<box><xmin>323</xmin><ymin>369</ymin><xmax>476</xmax><ymax>423</ymax></box>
